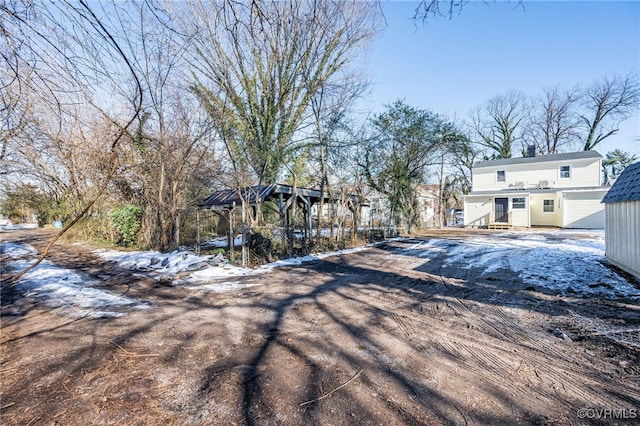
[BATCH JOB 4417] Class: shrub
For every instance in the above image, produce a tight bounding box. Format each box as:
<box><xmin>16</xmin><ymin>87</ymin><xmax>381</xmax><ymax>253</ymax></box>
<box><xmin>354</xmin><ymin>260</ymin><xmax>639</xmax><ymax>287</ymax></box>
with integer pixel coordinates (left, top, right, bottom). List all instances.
<box><xmin>110</xmin><ymin>205</ymin><xmax>143</xmax><ymax>247</ymax></box>
<box><xmin>246</xmin><ymin>231</ymin><xmax>274</xmax><ymax>262</ymax></box>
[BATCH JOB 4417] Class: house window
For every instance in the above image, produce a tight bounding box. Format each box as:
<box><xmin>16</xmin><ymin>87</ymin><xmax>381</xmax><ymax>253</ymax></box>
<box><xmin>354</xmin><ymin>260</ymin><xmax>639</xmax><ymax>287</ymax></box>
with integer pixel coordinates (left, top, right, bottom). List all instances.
<box><xmin>543</xmin><ymin>199</ymin><xmax>555</xmax><ymax>213</ymax></box>
<box><xmin>559</xmin><ymin>165</ymin><xmax>571</xmax><ymax>179</ymax></box>
<box><xmin>496</xmin><ymin>170</ymin><xmax>506</xmax><ymax>183</ymax></box>
<box><xmin>512</xmin><ymin>197</ymin><xmax>526</xmax><ymax>209</ymax></box>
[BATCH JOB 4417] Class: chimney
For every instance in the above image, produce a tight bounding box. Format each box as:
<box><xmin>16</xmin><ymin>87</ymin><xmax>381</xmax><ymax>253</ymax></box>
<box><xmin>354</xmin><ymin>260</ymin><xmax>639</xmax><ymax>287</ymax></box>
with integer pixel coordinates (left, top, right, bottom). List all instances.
<box><xmin>527</xmin><ymin>145</ymin><xmax>536</xmax><ymax>157</ymax></box>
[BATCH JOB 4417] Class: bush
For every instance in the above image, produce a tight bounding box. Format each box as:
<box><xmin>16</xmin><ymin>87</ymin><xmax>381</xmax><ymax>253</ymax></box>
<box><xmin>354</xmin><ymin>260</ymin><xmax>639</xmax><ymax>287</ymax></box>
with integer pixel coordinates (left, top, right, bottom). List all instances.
<box><xmin>246</xmin><ymin>231</ymin><xmax>274</xmax><ymax>262</ymax></box>
<box><xmin>110</xmin><ymin>205</ymin><xmax>143</xmax><ymax>247</ymax></box>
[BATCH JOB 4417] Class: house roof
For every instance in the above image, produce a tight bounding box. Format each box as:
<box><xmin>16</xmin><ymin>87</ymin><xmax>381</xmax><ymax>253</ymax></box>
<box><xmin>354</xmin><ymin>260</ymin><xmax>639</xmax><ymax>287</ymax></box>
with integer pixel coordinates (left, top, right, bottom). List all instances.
<box><xmin>473</xmin><ymin>151</ymin><xmax>602</xmax><ymax>169</ymax></box>
<box><xmin>601</xmin><ymin>162</ymin><xmax>640</xmax><ymax>203</ymax></box>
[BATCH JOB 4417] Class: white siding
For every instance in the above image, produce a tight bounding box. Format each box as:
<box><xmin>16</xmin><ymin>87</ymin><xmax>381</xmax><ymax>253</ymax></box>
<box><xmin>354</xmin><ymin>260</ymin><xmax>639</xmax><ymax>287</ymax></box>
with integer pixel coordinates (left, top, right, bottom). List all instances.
<box><xmin>605</xmin><ymin>201</ymin><xmax>640</xmax><ymax>278</ymax></box>
<box><xmin>473</xmin><ymin>158</ymin><xmax>601</xmax><ymax>192</ymax></box>
<box><xmin>464</xmin><ymin>196</ymin><xmax>492</xmax><ymax>227</ymax></box>
<box><xmin>510</xmin><ymin>196</ymin><xmax>529</xmax><ymax>227</ymax></box>
<box><xmin>562</xmin><ymin>191</ymin><xmax>606</xmax><ymax>229</ymax></box>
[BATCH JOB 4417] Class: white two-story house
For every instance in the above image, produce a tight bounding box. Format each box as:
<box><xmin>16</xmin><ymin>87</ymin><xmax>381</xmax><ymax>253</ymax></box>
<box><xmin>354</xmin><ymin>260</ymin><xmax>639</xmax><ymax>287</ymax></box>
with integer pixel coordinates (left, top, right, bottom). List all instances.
<box><xmin>463</xmin><ymin>151</ymin><xmax>608</xmax><ymax>229</ymax></box>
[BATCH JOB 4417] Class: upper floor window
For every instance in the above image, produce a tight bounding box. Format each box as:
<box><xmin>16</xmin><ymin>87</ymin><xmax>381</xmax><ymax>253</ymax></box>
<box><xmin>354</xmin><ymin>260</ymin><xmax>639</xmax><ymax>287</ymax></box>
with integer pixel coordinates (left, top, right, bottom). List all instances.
<box><xmin>496</xmin><ymin>170</ymin><xmax>506</xmax><ymax>183</ymax></box>
<box><xmin>559</xmin><ymin>165</ymin><xmax>571</xmax><ymax>179</ymax></box>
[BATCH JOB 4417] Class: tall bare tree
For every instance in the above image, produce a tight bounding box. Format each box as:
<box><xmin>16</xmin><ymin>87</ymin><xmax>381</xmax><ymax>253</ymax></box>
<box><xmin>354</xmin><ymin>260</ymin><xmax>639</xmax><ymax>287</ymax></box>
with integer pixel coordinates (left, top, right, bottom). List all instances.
<box><xmin>309</xmin><ymin>77</ymin><xmax>368</xmax><ymax>242</ymax></box>
<box><xmin>177</xmin><ymin>0</ymin><xmax>380</xmax><ymax>186</ymax></box>
<box><xmin>529</xmin><ymin>86</ymin><xmax>581</xmax><ymax>154</ymax></box>
<box><xmin>581</xmin><ymin>72</ymin><xmax>640</xmax><ymax>151</ymax></box>
<box><xmin>470</xmin><ymin>90</ymin><xmax>528</xmax><ymax>159</ymax></box>
<box><xmin>110</xmin><ymin>2</ymin><xmax>218</xmax><ymax>251</ymax></box>
<box><xmin>448</xmin><ymin>134</ymin><xmax>477</xmax><ymax>196</ymax></box>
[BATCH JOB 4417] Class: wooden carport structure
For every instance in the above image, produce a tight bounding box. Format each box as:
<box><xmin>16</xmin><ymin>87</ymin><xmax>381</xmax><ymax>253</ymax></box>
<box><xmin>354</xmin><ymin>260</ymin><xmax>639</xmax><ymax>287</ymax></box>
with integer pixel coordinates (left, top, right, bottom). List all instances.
<box><xmin>198</xmin><ymin>183</ymin><xmax>367</xmax><ymax>260</ymax></box>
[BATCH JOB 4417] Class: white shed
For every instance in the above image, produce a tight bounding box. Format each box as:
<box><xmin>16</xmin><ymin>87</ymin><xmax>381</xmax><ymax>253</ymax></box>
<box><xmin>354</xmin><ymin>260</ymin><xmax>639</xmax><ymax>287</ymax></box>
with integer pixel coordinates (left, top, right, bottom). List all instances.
<box><xmin>601</xmin><ymin>162</ymin><xmax>640</xmax><ymax>278</ymax></box>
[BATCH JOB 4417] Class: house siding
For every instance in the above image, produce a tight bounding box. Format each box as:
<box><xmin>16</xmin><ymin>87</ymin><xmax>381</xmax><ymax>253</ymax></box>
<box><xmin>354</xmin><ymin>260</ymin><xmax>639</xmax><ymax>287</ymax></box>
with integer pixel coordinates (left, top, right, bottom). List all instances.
<box><xmin>472</xmin><ymin>158</ymin><xmax>601</xmax><ymax>192</ymax></box>
<box><xmin>529</xmin><ymin>193</ymin><xmax>561</xmax><ymax>226</ymax></box>
<box><xmin>464</xmin><ymin>194</ymin><xmax>531</xmax><ymax>227</ymax></box>
<box><xmin>562</xmin><ymin>190</ymin><xmax>607</xmax><ymax>228</ymax></box>
<box><xmin>605</xmin><ymin>201</ymin><xmax>640</xmax><ymax>278</ymax></box>
<box><xmin>510</xmin><ymin>197</ymin><xmax>529</xmax><ymax>227</ymax></box>
<box><xmin>463</xmin><ymin>196</ymin><xmax>492</xmax><ymax>227</ymax></box>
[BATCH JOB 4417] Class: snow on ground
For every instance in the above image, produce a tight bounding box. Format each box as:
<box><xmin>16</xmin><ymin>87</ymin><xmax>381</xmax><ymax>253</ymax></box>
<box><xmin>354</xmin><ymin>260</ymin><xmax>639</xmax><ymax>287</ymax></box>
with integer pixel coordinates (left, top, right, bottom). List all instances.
<box><xmin>0</xmin><ymin>241</ymin><xmax>39</xmax><ymax>258</ymax></box>
<box><xmin>2</xmin><ymin>230</ymin><xmax>637</xmax><ymax>318</ymax></box>
<box><xmin>403</xmin><ymin>230</ymin><xmax>639</xmax><ymax>299</ymax></box>
<box><xmin>94</xmin><ymin>245</ymin><xmax>371</xmax><ymax>285</ymax></box>
<box><xmin>94</xmin><ymin>248</ymin><xmax>228</xmax><ymax>276</ymax></box>
<box><xmin>1</xmin><ymin>242</ymin><xmax>150</xmax><ymax>318</ymax></box>
<box><xmin>0</xmin><ymin>223</ymin><xmax>38</xmax><ymax>231</ymax></box>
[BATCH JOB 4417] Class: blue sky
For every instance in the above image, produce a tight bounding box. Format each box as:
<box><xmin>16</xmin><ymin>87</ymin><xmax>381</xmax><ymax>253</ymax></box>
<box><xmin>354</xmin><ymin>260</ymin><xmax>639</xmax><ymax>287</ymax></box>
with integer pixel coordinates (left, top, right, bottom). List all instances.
<box><xmin>359</xmin><ymin>0</ymin><xmax>640</xmax><ymax>156</ymax></box>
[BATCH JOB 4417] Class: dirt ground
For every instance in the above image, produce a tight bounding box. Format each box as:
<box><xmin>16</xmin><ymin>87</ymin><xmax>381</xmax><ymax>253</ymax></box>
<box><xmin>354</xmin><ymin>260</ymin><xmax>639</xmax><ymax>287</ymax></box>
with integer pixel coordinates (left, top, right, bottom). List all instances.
<box><xmin>1</xmin><ymin>228</ymin><xmax>639</xmax><ymax>426</ymax></box>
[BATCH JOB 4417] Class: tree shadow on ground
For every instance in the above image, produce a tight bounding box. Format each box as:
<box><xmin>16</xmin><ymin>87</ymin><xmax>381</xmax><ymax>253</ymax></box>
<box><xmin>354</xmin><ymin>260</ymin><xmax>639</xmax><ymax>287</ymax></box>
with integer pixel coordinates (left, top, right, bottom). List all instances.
<box><xmin>190</xmin><ymin>239</ymin><xmax>640</xmax><ymax>424</ymax></box>
<box><xmin>2</xmin><ymin>235</ymin><xmax>639</xmax><ymax>425</ymax></box>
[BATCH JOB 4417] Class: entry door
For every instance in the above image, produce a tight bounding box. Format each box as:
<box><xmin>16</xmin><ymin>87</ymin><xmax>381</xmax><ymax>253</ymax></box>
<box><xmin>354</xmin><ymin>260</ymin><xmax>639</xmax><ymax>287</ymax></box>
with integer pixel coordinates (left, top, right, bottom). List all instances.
<box><xmin>494</xmin><ymin>198</ymin><xmax>509</xmax><ymax>223</ymax></box>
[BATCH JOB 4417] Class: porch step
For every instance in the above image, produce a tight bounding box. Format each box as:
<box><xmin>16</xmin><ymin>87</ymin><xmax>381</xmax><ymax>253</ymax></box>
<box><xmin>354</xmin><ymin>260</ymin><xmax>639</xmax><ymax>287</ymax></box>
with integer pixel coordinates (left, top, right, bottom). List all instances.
<box><xmin>488</xmin><ymin>222</ymin><xmax>511</xmax><ymax>230</ymax></box>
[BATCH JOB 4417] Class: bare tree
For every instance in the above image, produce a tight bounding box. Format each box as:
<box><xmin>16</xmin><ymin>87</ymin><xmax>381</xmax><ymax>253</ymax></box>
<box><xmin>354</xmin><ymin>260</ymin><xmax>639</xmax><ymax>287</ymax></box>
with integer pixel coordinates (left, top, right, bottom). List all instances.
<box><xmin>470</xmin><ymin>90</ymin><xmax>528</xmax><ymax>159</ymax></box>
<box><xmin>413</xmin><ymin>0</ymin><xmax>523</xmax><ymax>22</ymax></box>
<box><xmin>110</xmin><ymin>2</ymin><xmax>218</xmax><ymax>251</ymax></box>
<box><xmin>448</xmin><ymin>134</ymin><xmax>477</xmax><ymax>196</ymax></box>
<box><xmin>529</xmin><ymin>86</ymin><xmax>581</xmax><ymax>154</ymax></box>
<box><xmin>177</xmin><ymin>0</ymin><xmax>381</xmax><ymax>186</ymax></box>
<box><xmin>2</xmin><ymin>1</ymin><xmax>143</xmax><ymax>282</ymax></box>
<box><xmin>309</xmin><ymin>77</ymin><xmax>368</xmax><ymax>243</ymax></box>
<box><xmin>581</xmin><ymin>72</ymin><xmax>640</xmax><ymax>151</ymax></box>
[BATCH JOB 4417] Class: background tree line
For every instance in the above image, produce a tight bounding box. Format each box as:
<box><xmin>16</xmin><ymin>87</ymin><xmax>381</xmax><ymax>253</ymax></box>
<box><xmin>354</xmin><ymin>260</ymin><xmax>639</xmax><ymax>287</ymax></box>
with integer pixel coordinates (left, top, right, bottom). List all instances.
<box><xmin>470</xmin><ymin>74</ymin><xmax>640</xmax><ymax>160</ymax></box>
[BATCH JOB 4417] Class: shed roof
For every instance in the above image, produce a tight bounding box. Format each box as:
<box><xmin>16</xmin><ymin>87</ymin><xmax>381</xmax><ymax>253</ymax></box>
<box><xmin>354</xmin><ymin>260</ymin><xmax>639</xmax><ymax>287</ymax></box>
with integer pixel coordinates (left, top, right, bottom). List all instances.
<box><xmin>474</xmin><ymin>150</ymin><xmax>602</xmax><ymax>169</ymax></box>
<box><xmin>199</xmin><ymin>183</ymin><xmax>367</xmax><ymax>209</ymax></box>
<box><xmin>199</xmin><ymin>185</ymin><xmax>276</xmax><ymax>208</ymax></box>
<box><xmin>601</xmin><ymin>162</ymin><xmax>640</xmax><ymax>203</ymax></box>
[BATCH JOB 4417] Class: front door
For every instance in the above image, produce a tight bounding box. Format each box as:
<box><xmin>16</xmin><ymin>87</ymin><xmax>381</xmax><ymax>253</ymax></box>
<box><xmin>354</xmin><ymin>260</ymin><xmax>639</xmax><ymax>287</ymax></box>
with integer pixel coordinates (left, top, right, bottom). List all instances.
<box><xmin>494</xmin><ymin>198</ymin><xmax>509</xmax><ymax>223</ymax></box>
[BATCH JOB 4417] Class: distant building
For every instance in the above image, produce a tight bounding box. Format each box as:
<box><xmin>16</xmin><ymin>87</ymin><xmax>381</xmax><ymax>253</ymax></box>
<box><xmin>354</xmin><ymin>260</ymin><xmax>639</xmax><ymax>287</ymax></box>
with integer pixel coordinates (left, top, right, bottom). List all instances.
<box><xmin>362</xmin><ymin>185</ymin><xmax>440</xmax><ymax>230</ymax></box>
<box><xmin>464</xmin><ymin>151</ymin><xmax>608</xmax><ymax>229</ymax></box>
<box><xmin>601</xmin><ymin>162</ymin><xmax>640</xmax><ymax>278</ymax></box>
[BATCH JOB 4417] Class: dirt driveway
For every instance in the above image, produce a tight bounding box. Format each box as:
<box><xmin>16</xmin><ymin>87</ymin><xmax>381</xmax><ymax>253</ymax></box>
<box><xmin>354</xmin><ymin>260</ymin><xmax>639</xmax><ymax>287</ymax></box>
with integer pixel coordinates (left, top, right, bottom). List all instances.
<box><xmin>1</xmin><ymin>229</ymin><xmax>639</xmax><ymax>425</ymax></box>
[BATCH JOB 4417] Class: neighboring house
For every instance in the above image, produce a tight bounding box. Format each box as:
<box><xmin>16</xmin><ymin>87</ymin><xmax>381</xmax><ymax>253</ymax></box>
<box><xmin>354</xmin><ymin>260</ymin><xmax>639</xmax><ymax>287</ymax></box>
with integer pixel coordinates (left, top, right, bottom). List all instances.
<box><xmin>601</xmin><ymin>162</ymin><xmax>640</xmax><ymax>278</ymax></box>
<box><xmin>362</xmin><ymin>185</ymin><xmax>440</xmax><ymax>229</ymax></box>
<box><xmin>464</xmin><ymin>151</ymin><xmax>608</xmax><ymax>229</ymax></box>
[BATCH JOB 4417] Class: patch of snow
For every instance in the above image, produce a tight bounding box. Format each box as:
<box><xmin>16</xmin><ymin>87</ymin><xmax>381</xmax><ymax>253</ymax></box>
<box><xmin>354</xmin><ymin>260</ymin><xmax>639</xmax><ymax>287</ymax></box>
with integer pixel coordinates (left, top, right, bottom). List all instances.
<box><xmin>94</xmin><ymin>249</ymin><xmax>225</xmax><ymax>275</ymax></box>
<box><xmin>0</xmin><ymin>223</ymin><xmax>39</xmax><ymax>231</ymax></box>
<box><xmin>4</xmin><ymin>245</ymin><xmax>150</xmax><ymax>318</ymax></box>
<box><xmin>97</xmin><ymin>244</ymin><xmax>372</xmax><ymax>290</ymax></box>
<box><xmin>182</xmin><ymin>263</ymin><xmax>255</xmax><ymax>283</ymax></box>
<box><xmin>1</xmin><ymin>241</ymin><xmax>39</xmax><ymax>258</ymax></box>
<box><xmin>439</xmin><ymin>233</ymin><xmax>638</xmax><ymax>299</ymax></box>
